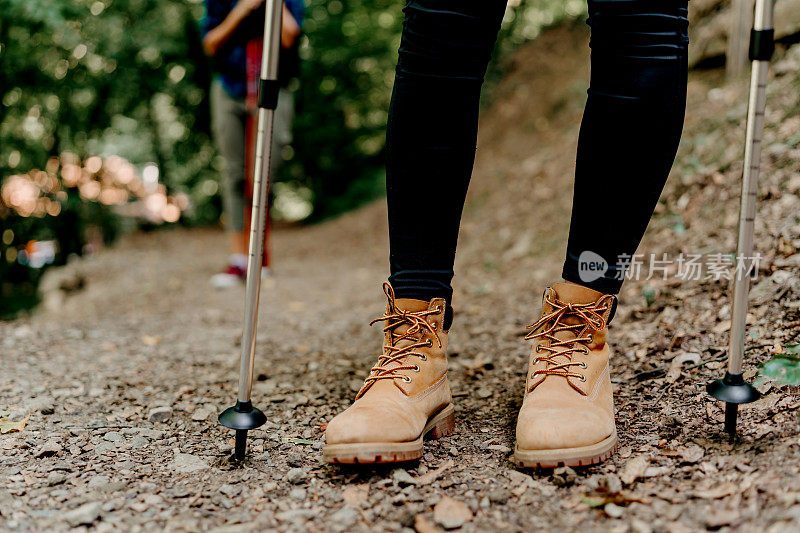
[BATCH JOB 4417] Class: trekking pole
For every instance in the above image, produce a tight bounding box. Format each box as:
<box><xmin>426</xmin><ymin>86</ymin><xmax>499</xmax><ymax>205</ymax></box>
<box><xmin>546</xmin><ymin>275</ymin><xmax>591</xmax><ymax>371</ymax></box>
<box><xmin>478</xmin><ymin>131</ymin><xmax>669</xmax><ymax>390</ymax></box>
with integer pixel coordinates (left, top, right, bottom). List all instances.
<box><xmin>218</xmin><ymin>0</ymin><xmax>283</xmax><ymax>461</ymax></box>
<box><xmin>707</xmin><ymin>0</ymin><xmax>775</xmax><ymax>440</ymax></box>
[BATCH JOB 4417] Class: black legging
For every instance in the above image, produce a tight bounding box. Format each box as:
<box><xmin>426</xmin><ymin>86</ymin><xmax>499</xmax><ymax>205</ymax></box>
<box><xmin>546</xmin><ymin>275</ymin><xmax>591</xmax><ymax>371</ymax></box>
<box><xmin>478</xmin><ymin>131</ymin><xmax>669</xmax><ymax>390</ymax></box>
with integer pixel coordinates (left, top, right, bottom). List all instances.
<box><xmin>386</xmin><ymin>0</ymin><xmax>689</xmax><ymax>309</ymax></box>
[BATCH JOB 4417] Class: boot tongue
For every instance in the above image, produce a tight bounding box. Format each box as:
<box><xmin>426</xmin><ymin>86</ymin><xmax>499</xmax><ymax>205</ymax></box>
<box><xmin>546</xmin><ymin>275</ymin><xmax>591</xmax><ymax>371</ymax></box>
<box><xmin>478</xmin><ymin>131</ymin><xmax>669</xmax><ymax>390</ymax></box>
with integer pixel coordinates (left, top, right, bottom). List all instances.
<box><xmin>393</xmin><ymin>299</ymin><xmax>431</xmax><ymax>313</ymax></box>
<box><xmin>551</xmin><ymin>282</ymin><xmax>605</xmax><ymax>305</ymax></box>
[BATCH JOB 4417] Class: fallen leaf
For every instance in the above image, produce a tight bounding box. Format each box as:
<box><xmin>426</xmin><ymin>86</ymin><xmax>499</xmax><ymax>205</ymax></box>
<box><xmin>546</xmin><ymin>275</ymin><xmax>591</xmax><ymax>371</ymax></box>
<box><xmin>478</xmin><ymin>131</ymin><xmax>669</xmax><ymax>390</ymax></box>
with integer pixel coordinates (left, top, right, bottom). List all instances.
<box><xmin>692</xmin><ymin>483</ymin><xmax>738</xmax><ymax>500</ymax></box>
<box><xmin>0</xmin><ymin>414</ymin><xmax>29</xmax><ymax>434</ymax></box>
<box><xmin>280</xmin><ymin>437</ymin><xmax>315</xmax><ymax>445</ymax></box>
<box><xmin>666</xmin><ymin>352</ymin><xmax>702</xmax><ymax>383</ymax></box>
<box><xmin>414</xmin><ymin>460</ymin><xmax>454</xmax><ymax>486</ymax></box>
<box><xmin>342</xmin><ymin>484</ymin><xmax>368</xmax><ymax>508</ymax></box>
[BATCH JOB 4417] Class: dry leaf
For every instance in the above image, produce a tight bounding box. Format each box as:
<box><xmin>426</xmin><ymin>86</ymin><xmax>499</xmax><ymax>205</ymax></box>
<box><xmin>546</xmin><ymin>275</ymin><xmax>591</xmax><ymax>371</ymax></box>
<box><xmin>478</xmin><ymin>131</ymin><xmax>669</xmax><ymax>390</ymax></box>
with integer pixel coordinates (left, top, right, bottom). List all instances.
<box><xmin>666</xmin><ymin>352</ymin><xmax>701</xmax><ymax>383</ymax></box>
<box><xmin>0</xmin><ymin>414</ymin><xmax>30</xmax><ymax>434</ymax></box>
<box><xmin>692</xmin><ymin>483</ymin><xmax>738</xmax><ymax>500</ymax></box>
<box><xmin>414</xmin><ymin>459</ymin><xmax>454</xmax><ymax>486</ymax></box>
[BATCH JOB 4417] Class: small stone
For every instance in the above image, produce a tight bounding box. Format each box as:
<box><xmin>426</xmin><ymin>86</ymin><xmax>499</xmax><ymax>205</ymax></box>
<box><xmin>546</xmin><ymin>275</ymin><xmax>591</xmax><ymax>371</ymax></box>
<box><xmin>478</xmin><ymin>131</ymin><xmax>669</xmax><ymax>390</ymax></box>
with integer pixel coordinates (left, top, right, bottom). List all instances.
<box><xmin>476</xmin><ymin>387</ymin><xmax>492</xmax><ymax>399</ymax></box>
<box><xmin>289</xmin><ymin>487</ymin><xmax>306</xmax><ymax>499</ymax></box>
<box><xmin>130</xmin><ymin>436</ymin><xmax>149</xmax><ymax>449</ymax></box>
<box><xmin>94</xmin><ymin>442</ymin><xmax>115</xmax><ymax>455</ymax></box>
<box><xmin>191</xmin><ymin>408</ymin><xmax>210</xmax><ymax>421</ymax></box>
<box><xmin>598</xmin><ymin>473</ymin><xmax>623</xmax><ymax>494</ymax></box>
<box><xmin>46</xmin><ymin>472</ymin><xmax>66</xmax><ymax>486</ymax></box>
<box><xmin>219</xmin><ymin>484</ymin><xmax>242</xmax><ymax>497</ymax></box>
<box><xmin>35</xmin><ymin>440</ymin><xmax>62</xmax><ymax>458</ymax></box>
<box><xmin>63</xmin><ymin>501</ymin><xmax>102</xmax><ymax>527</ymax></box>
<box><xmin>330</xmin><ymin>506</ymin><xmax>358</xmax><ymax>528</ymax></box>
<box><xmin>552</xmin><ymin>466</ymin><xmax>578</xmax><ymax>486</ymax></box>
<box><xmin>391</xmin><ymin>468</ymin><xmax>416</xmax><ymax>486</ymax></box>
<box><xmin>103</xmin><ymin>431</ymin><xmax>124</xmax><ymax>442</ymax></box>
<box><xmin>142</xmin><ymin>494</ymin><xmax>163</xmax><ymax>506</ymax></box>
<box><xmin>173</xmin><ymin>452</ymin><xmax>210</xmax><ymax>473</ymax></box>
<box><xmin>604</xmin><ymin>502</ymin><xmax>624</xmax><ymax>518</ymax></box>
<box><xmin>148</xmin><ymin>406</ymin><xmax>172</xmax><ymax>423</ymax></box>
<box><xmin>286</xmin><ymin>467</ymin><xmax>306</xmax><ymax>484</ymax></box>
<box><xmin>487</xmin><ymin>488</ymin><xmax>510</xmax><ymax>504</ymax></box>
<box><xmin>87</xmin><ymin>476</ymin><xmax>111</xmax><ymax>489</ymax></box>
<box><xmin>433</xmin><ymin>496</ymin><xmax>473</xmax><ymax>529</ymax></box>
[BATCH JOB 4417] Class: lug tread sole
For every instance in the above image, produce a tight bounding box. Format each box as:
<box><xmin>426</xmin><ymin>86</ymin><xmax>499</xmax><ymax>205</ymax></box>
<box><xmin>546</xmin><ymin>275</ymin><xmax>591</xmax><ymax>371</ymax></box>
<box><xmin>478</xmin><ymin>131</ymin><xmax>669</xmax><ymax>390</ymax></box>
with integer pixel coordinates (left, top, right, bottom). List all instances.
<box><xmin>323</xmin><ymin>404</ymin><xmax>455</xmax><ymax>464</ymax></box>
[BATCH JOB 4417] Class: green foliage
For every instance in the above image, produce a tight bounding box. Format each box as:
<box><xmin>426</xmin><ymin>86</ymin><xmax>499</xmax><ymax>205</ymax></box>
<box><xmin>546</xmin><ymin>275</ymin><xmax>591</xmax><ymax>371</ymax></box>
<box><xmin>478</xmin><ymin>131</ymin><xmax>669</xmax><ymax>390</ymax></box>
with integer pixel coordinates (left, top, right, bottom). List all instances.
<box><xmin>757</xmin><ymin>346</ymin><xmax>800</xmax><ymax>387</ymax></box>
<box><xmin>0</xmin><ymin>0</ymin><xmax>218</xmax><ymax>315</ymax></box>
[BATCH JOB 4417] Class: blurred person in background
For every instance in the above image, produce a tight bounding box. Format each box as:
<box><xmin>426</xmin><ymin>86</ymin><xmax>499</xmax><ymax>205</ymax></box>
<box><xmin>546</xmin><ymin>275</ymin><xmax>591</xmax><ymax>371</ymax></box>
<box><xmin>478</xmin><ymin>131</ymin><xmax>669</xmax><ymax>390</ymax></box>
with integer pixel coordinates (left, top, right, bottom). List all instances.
<box><xmin>324</xmin><ymin>0</ymin><xmax>689</xmax><ymax>468</ymax></box>
<box><xmin>201</xmin><ymin>0</ymin><xmax>303</xmax><ymax>288</ymax></box>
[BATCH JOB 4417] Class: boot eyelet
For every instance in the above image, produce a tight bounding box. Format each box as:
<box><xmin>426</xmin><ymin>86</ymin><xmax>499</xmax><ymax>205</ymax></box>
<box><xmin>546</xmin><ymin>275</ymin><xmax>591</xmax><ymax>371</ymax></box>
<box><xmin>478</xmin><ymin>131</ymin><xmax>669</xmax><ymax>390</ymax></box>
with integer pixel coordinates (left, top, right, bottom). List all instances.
<box><xmin>426</xmin><ymin>339</ymin><xmax>433</xmax><ymax>347</ymax></box>
<box><xmin>403</xmin><ymin>376</ymin><xmax>412</xmax><ymax>383</ymax></box>
<box><xmin>412</xmin><ymin>365</ymin><xmax>420</xmax><ymax>372</ymax></box>
<box><xmin>419</xmin><ymin>354</ymin><xmax>427</xmax><ymax>361</ymax></box>
<box><xmin>579</xmin><ymin>375</ymin><xmax>586</xmax><ymax>382</ymax></box>
<box><xmin>579</xmin><ymin>362</ymin><xmax>587</xmax><ymax>369</ymax></box>
<box><xmin>588</xmin><ymin>334</ymin><xmax>594</xmax><ymax>343</ymax></box>
<box><xmin>535</xmin><ymin>345</ymin><xmax>542</xmax><ymax>353</ymax></box>
<box><xmin>582</xmin><ymin>348</ymin><xmax>589</xmax><ymax>355</ymax></box>
<box><xmin>434</xmin><ymin>305</ymin><xmax>443</xmax><ymax>313</ymax></box>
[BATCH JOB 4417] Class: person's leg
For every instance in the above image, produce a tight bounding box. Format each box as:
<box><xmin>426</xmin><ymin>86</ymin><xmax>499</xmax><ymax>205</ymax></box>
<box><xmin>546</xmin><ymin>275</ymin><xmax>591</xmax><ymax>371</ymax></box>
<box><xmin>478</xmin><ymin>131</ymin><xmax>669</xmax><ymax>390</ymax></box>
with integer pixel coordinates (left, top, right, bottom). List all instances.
<box><xmin>563</xmin><ymin>0</ymin><xmax>690</xmax><ymax>294</ymax></box>
<box><xmin>515</xmin><ymin>0</ymin><xmax>689</xmax><ymax>468</ymax></box>
<box><xmin>386</xmin><ymin>0</ymin><xmax>507</xmax><ymax>316</ymax></box>
<box><xmin>324</xmin><ymin>0</ymin><xmax>507</xmax><ymax>465</ymax></box>
<box><xmin>210</xmin><ymin>81</ymin><xmax>249</xmax><ymax>287</ymax></box>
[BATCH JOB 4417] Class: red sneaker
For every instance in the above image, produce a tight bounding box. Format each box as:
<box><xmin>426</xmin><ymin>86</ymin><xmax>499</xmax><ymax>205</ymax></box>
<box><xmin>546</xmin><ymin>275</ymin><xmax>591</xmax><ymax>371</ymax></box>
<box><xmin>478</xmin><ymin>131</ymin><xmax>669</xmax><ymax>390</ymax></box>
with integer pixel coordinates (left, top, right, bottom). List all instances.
<box><xmin>210</xmin><ymin>264</ymin><xmax>246</xmax><ymax>289</ymax></box>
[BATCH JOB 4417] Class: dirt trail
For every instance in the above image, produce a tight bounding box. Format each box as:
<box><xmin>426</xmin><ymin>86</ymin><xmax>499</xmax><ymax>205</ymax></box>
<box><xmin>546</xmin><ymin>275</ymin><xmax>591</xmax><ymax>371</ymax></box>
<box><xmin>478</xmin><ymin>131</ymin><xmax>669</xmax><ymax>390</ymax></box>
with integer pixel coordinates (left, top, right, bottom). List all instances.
<box><xmin>3</xmin><ymin>23</ymin><xmax>800</xmax><ymax>532</ymax></box>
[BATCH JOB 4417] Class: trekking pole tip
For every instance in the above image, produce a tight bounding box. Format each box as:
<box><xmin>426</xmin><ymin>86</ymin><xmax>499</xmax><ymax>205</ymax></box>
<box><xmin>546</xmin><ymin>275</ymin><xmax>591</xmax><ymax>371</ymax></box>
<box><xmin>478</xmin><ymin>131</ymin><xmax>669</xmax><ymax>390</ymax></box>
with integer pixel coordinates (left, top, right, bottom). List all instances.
<box><xmin>219</xmin><ymin>400</ymin><xmax>267</xmax><ymax>461</ymax></box>
<box><xmin>707</xmin><ymin>372</ymin><xmax>760</xmax><ymax>440</ymax></box>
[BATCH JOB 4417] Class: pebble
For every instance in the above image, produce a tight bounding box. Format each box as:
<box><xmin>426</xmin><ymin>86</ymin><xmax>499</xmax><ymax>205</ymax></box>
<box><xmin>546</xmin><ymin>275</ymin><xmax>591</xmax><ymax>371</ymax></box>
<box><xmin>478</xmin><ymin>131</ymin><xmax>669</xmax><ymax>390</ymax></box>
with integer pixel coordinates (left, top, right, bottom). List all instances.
<box><xmin>173</xmin><ymin>452</ymin><xmax>210</xmax><ymax>473</ymax></box>
<box><xmin>476</xmin><ymin>387</ymin><xmax>493</xmax><ymax>399</ymax></box>
<box><xmin>191</xmin><ymin>408</ymin><xmax>210</xmax><ymax>421</ymax></box>
<box><xmin>391</xmin><ymin>468</ymin><xmax>416</xmax><ymax>486</ymax></box>
<box><xmin>433</xmin><ymin>496</ymin><xmax>473</xmax><ymax>529</ymax></box>
<box><xmin>330</xmin><ymin>506</ymin><xmax>358</xmax><ymax>529</ymax></box>
<box><xmin>289</xmin><ymin>487</ymin><xmax>307</xmax><ymax>499</ymax></box>
<box><xmin>219</xmin><ymin>484</ymin><xmax>242</xmax><ymax>498</ymax></box>
<box><xmin>103</xmin><ymin>431</ymin><xmax>124</xmax><ymax>442</ymax></box>
<box><xmin>34</xmin><ymin>440</ymin><xmax>62</xmax><ymax>458</ymax></box>
<box><xmin>286</xmin><ymin>467</ymin><xmax>306</xmax><ymax>484</ymax></box>
<box><xmin>63</xmin><ymin>501</ymin><xmax>102</xmax><ymax>527</ymax></box>
<box><xmin>148</xmin><ymin>406</ymin><xmax>172</xmax><ymax>423</ymax></box>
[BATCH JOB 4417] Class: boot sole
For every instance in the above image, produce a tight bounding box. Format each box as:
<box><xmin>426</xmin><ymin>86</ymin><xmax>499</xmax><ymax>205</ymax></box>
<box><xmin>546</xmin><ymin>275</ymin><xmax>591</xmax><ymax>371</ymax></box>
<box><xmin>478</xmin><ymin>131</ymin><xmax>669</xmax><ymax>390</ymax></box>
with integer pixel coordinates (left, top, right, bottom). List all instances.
<box><xmin>322</xmin><ymin>404</ymin><xmax>455</xmax><ymax>464</ymax></box>
<box><xmin>513</xmin><ymin>432</ymin><xmax>617</xmax><ymax>469</ymax></box>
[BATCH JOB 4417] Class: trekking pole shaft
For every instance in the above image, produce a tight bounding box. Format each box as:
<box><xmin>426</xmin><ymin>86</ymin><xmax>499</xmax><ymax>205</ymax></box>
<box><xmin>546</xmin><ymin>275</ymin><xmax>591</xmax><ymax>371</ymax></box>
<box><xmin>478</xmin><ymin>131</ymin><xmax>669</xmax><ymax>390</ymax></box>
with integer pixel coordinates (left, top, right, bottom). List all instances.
<box><xmin>237</xmin><ymin>0</ymin><xmax>284</xmax><ymax>403</ymax></box>
<box><xmin>727</xmin><ymin>0</ymin><xmax>773</xmax><ymax>375</ymax></box>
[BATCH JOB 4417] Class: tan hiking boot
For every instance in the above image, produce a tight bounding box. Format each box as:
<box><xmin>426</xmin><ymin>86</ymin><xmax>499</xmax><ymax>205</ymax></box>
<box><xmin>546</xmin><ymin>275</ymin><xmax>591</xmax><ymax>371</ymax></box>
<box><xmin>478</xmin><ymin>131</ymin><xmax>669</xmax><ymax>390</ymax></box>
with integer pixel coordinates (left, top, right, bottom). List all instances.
<box><xmin>323</xmin><ymin>283</ymin><xmax>455</xmax><ymax>464</ymax></box>
<box><xmin>514</xmin><ymin>281</ymin><xmax>617</xmax><ymax>468</ymax></box>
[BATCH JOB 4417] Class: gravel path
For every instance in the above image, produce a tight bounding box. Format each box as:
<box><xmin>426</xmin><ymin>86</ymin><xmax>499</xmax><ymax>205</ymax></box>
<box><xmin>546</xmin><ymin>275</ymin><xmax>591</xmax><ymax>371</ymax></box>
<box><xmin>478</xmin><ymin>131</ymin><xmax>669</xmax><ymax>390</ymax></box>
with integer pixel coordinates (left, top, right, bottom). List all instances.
<box><xmin>3</xmin><ymin>25</ymin><xmax>800</xmax><ymax>533</ymax></box>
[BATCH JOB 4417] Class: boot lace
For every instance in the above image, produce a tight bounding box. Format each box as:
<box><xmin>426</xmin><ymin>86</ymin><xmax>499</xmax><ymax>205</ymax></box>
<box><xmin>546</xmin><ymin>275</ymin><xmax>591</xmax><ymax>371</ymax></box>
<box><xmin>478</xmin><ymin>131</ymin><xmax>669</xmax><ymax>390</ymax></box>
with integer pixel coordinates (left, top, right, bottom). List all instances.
<box><xmin>356</xmin><ymin>283</ymin><xmax>443</xmax><ymax>399</ymax></box>
<box><xmin>524</xmin><ymin>292</ymin><xmax>614</xmax><ymax>393</ymax></box>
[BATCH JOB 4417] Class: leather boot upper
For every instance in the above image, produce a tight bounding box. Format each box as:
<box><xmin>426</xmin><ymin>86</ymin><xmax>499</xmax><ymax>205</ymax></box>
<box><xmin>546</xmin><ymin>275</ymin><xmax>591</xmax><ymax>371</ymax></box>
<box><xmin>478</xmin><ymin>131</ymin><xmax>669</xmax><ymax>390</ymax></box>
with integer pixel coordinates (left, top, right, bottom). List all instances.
<box><xmin>516</xmin><ymin>282</ymin><xmax>617</xmax><ymax>450</ymax></box>
<box><xmin>325</xmin><ymin>283</ymin><xmax>452</xmax><ymax>445</ymax></box>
